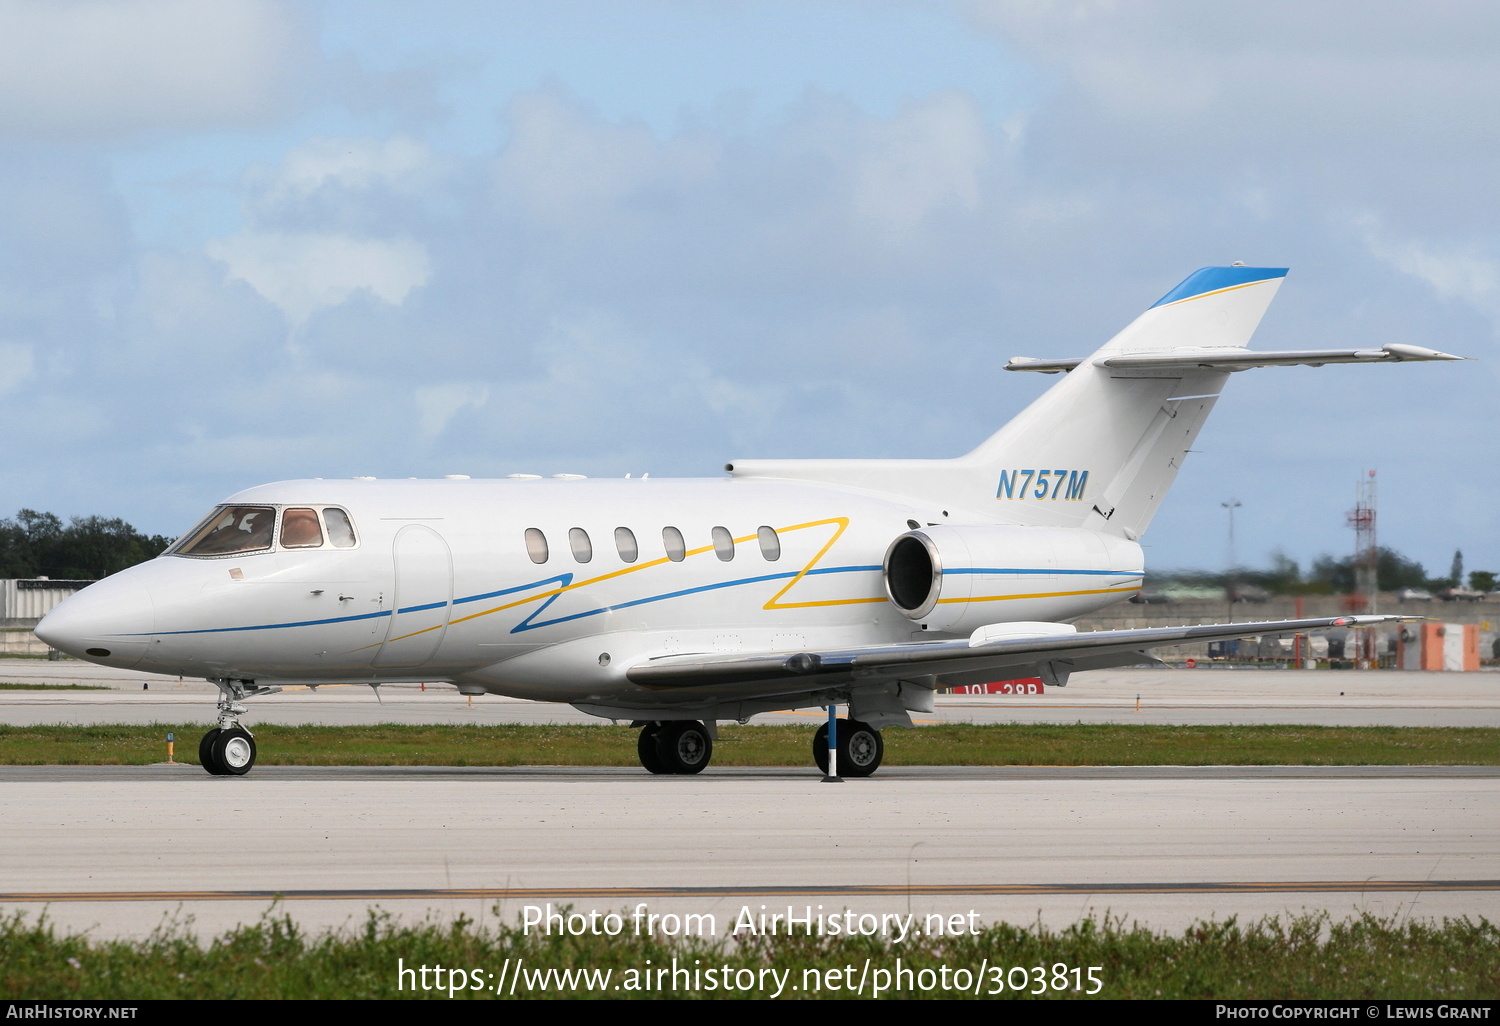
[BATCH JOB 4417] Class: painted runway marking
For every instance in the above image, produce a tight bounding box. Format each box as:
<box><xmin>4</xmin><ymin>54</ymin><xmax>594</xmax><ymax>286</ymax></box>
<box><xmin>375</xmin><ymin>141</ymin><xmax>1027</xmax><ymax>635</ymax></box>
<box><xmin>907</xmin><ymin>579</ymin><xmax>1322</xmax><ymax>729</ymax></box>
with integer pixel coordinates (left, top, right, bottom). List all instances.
<box><xmin>5</xmin><ymin>880</ymin><xmax>1499</xmax><ymax>903</ymax></box>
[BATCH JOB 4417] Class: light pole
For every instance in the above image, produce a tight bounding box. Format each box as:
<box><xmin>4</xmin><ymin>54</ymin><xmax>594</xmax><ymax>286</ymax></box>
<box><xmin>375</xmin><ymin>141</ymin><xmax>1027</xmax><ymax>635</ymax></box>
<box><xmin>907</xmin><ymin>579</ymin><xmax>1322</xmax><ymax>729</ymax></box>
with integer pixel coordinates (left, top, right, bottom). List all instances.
<box><xmin>1221</xmin><ymin>498</ymin><xmax>1242</xmax><ymax>570</ymax></box>
<box><xmin>1221</xmin><ymin>498</ymin><xmax>1242</xmax><ymax>613</ymax></box>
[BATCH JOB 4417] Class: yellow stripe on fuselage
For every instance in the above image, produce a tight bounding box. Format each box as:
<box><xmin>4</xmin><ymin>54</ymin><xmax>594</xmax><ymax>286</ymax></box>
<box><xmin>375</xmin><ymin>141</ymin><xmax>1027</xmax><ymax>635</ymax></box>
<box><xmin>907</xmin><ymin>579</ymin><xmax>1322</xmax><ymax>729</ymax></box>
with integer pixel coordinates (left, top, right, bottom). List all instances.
<box><xmin>370</xmin><ymin>516</ymin><xmax>879</xmax><ymax>648</ymax></box>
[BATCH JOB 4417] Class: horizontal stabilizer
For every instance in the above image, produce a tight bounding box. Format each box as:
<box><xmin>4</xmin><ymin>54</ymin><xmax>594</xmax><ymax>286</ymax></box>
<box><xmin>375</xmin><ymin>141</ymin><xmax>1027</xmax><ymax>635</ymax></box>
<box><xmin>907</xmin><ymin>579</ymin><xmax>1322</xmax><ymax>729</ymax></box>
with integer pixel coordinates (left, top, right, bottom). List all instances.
<box><xmin>1006</xmin><ymin>343</ymin><xmax>1465</xmax><ymax>375</ymax></box>
<box><xmin>626</xmin><ymin>614</ymin><xmax>1411</xmax><ymax>690</ymax></box>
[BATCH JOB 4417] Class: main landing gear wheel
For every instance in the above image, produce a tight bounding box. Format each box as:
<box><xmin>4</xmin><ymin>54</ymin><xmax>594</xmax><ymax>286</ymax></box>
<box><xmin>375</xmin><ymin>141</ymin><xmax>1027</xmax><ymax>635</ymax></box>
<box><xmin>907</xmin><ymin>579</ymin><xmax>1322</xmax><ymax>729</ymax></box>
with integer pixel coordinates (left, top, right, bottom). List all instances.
<box><xmin>203</xmin><ymin>727</ymin><xmax>257</xmax><ymax>776</ymax></box>
<box><xmin>637</xmin><ymin>722</ymin><xmax>668</xmax><ymax>774</ymax></box>
<box><xmin>813</xmin><ymin>718</ymin><xmax>884</xmax><ymax>778</ymax></box>
<box><xmin>637</xmin><ymin>720</ymin><xmax>713</xmax><ymax>774</ymax></box>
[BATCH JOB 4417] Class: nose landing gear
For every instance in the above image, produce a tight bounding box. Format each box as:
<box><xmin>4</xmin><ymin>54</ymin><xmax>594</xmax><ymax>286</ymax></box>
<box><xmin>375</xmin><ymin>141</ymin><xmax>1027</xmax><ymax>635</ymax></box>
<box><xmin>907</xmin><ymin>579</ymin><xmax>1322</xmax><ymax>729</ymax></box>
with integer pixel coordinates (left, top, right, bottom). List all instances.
<box><xmin>200</xmin><ymin>727</ymin><xmax>257</xmax><ymax>775</ymax></box>
<box><xmin>199</xmin><ymin>678</ymin><xmax>278</xmax><ymax>776</ymax></box>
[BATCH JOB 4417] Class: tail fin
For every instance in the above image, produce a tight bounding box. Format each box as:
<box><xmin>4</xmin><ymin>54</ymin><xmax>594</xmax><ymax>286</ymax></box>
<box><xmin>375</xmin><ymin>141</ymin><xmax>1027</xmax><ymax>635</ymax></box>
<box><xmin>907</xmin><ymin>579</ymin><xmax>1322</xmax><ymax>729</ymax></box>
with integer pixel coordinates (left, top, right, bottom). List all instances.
<box><xmin>730</xmin><ymin>266</ymin><xmax>1440</xmax><ymax>539</ymax></box>
<box><xmin>960</xmin><ymin>266</ymin><xmax>1287</xmax><ymax>539</ymax></box>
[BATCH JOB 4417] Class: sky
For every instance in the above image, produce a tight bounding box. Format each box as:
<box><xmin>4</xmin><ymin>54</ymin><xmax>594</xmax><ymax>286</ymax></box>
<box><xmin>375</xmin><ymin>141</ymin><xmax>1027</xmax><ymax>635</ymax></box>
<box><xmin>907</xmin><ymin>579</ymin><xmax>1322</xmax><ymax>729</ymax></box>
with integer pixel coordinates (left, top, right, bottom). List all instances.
<box><xmin>1</xmin><ymin>0</ymin><xmax>1497</xmax><ymax>580</ymax></box>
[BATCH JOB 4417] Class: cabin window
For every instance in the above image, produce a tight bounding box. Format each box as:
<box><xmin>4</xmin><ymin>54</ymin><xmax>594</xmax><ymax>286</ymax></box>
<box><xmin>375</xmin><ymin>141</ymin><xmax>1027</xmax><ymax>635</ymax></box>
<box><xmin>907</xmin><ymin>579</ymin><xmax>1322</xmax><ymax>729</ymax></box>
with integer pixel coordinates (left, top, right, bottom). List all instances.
<box><xmin>663</xmin><ymin>526</ymin><xmax>686</xmax><ymax>562</ymax></box>
<box><xmin>280</xmin><ymin>508</ymin><xmax>324</xmax><ymax>549</ymax></box>
<box><xmin>758</xmin><ymin>526</ymin><xmax>781</xmax><ymax>561</ymax></box>
<box><xmin>570</xmin><ymin>527</ymin><xmax>593</xmax><ymax>563</ymax></box>
<box><xmin>525</xmin><ymin>528</ymin><xmax>549</xmax><ymax>563</ymax></box>
<box><xmin>323</xmin><ymin>508</ymin><xmax>357</xmax><ymax>548</ymax></box>
<box><xmin>615</xmin><ymin>527</ymin><xmax>638</xmax><ymax>563</ymax></box>
<box><xmin>171</xmin><ymin>506</ymin><xmax>276</xmax><ymax>556</ymax></box>
<box><xmin>712</xmin><ymin>526</ymin><xmax>734</xmax><ymax>561</ymax></box>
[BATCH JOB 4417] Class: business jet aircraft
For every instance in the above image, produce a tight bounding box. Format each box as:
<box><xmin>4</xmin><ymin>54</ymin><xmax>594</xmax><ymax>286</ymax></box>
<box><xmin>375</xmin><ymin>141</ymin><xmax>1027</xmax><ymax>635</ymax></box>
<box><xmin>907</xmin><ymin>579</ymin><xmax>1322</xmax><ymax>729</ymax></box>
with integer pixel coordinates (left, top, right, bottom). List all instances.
<box><xmin>37</xmin><ymin>266</ymin><xmax>1459</xmax><ymax>777</ymax></box>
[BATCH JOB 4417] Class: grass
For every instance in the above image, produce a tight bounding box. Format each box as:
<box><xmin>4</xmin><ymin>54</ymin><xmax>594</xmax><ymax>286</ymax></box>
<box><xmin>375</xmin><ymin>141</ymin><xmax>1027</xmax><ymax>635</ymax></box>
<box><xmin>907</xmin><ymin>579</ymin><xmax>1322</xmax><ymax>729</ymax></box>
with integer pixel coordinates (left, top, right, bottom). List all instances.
<box><xmin>0</xmin><ymin>723</ymin><xmax>1496</xmax><ymax>766</ymax></box>
<box><xmin>0</xmin><ymin>682</ymin><xmax>111</xmax><ymax>690</ymax></box>
<box><xmin>2</xmin><ymin>907</ymin><xmax>1495</xmax><ymax>999</ymax></box>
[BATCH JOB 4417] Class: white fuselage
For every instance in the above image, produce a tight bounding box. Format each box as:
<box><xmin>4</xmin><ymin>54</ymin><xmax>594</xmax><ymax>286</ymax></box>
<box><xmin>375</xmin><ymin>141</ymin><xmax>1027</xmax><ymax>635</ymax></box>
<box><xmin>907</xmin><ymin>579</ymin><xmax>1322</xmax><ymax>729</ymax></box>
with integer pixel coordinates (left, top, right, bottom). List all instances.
<box><xmin>37</xmin><ymin>475</ymin><xmax>1143</xmax><ymax>712</ymax></box>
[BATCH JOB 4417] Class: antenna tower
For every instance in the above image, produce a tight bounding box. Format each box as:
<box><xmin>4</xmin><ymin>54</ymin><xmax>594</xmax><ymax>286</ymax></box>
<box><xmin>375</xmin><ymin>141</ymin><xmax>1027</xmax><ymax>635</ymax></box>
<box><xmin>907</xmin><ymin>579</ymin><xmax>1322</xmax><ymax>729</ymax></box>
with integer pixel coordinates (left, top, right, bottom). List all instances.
<box><xmin>1346</xmin><ymin>470</ymin><xmax>1378</xmax><ymax>667</ymax></box>
<box><xmin>1346</xmin><ymin>470</ymin><xmax>1377</xmax><ymax>613</ymax></box>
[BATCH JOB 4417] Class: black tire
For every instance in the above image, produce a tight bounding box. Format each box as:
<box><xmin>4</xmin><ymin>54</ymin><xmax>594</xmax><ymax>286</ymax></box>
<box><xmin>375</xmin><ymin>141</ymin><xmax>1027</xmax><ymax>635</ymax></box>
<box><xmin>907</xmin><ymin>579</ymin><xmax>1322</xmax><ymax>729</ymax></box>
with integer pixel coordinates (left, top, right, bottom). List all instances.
<box><xmin>812</xmin><ymin>718</ymin><xmax>884</xmax><ymax>777</ymax></box>
<box><xmin>199</xmin><ymin>728</ymin><xmax>225</xmax><ymax>775</ymax></box>
<box><xmin>654</xmin><ymin>720</ymin><xmax>713</xmax><ymax>775</ymax></box>
<box><xmin>210</xmin><ymin>727</ymin><xmax>257</xmax><ymax>776</ymax></box>
<box><xmin>637</xmin><ymin>722</ymin><xmax>669</xmax><ymax>774</ymax></box>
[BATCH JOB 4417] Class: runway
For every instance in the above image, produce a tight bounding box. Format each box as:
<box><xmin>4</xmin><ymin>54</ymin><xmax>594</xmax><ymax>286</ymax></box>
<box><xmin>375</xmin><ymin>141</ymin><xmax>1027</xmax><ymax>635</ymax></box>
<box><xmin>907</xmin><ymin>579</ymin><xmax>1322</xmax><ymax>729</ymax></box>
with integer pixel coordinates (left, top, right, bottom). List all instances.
<box><xmin>2</xmin><ymin>765</ymin><xmax>1496</xmax><ymax>940</ymax></box>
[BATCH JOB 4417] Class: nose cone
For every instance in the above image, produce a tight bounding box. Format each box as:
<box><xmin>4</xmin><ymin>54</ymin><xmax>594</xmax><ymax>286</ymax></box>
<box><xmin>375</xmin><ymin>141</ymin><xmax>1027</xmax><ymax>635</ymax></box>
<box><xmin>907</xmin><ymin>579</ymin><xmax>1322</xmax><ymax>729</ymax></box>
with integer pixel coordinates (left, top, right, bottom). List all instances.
<box><xmin>35</xmin><ymin>571</ymin><xmax>155</xmax><ymax>669</ymax></box>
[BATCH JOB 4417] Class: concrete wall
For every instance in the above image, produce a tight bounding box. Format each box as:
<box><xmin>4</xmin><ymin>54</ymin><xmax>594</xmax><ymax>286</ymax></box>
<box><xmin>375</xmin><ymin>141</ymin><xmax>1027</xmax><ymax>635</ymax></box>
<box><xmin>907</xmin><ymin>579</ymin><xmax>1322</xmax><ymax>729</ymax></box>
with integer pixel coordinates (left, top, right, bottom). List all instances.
<box><xmin>1</xmin><ymin>578</ymin><xmax>91</xmax><ymax>627</ymax></box>
<box><xmin>1</xmin><ymin>627</ymin><xmax>54</xmax><ymax>657</ymax></box>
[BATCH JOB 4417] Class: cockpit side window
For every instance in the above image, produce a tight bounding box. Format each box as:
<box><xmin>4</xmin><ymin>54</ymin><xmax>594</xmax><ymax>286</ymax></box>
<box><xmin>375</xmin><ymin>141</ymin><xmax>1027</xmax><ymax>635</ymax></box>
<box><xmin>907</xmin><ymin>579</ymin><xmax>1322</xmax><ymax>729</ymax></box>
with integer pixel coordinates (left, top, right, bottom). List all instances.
<box><xmin>280</xmin><ymin>508</ymin><xmax>324</xmax><ymax>549</ymax></box>
<box><xmin>323</xmin><ymin>508</ymin><xmax>357</xmax><ymax>547</ymax></box>
<box><xmin>171</xmin><ymin>506</ymin><xmax>277</xmax><ymax>556</ymax></box>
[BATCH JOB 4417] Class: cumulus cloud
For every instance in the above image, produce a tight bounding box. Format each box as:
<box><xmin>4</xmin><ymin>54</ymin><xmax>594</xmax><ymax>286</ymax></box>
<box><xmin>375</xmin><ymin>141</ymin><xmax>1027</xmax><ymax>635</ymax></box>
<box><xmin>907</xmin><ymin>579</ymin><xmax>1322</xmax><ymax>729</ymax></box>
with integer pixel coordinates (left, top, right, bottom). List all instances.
<box><xmin>206</xmin><ymin>231</ymin><xmax>431</xmax><ymax>328</ymax></box>
<box><xmin>415</xmin><ymin>382</ymin><xmax>490</xmax><ymax>439</ymax></box>
<box><xmin>848</xmin><ymin>90</ymin><xmax>988</xmax><ymax>234</ymax></box>
<box><xmin>1359</xmin><ymin>217</ymin><xmax>1500</xmax><ymax>314</ymax></box>
<box><xmin>0</xmin><ymin>342</ymin><xmax>36</xmax><ymax>395</ymax></box>
<box><xmin>255</xmin><ymin>134</ymin><xmax>444</xmax><ymax>210</ymax></box>
<box><xmin>0</xmin><ymin>0</ymin><xmax>311</xmax><ymax>139</ymax></box>
<box><xmin>493</xmin><ymin>88</ymin><xmax>719</xmax><ymax>227</ymax></box>
<box><xmin>963</xmin><ymin>1</ymin><xmax>1500</xmax><ymax>158</ymax></box>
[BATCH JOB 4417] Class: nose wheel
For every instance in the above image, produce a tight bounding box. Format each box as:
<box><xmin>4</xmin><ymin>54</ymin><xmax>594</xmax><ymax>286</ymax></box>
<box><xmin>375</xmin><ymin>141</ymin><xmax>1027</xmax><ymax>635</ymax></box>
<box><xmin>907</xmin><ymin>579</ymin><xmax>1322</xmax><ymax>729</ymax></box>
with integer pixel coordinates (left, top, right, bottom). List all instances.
<box><xmin>200</xmin><ymin>727</ymin><xmax>257</xmax><ymax>776</ymax></box>
<box><xmin>200</xmin><ymin>678</ymin><xmax>276</xmax><ymax>776</ymax></box>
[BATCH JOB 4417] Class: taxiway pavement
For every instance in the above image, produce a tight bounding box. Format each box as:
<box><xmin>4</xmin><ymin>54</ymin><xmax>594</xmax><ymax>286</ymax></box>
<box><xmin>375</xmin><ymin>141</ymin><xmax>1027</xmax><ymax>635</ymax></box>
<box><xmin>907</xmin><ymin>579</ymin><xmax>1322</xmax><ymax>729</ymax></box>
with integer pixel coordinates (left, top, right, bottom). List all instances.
<box><xmin>3</xmin><ymin>659</ymin><xmax>1497</xmax><ymax>728</ymax></box>
<box><xmin>4</xmin><ymin>659</ymin><xmax>1496</xmax><ymax>940</ymax></box>
<box><xmin>1</xmin><ymin>765</ymin><xmax>1495</xmax><ymax>940</ymax></box>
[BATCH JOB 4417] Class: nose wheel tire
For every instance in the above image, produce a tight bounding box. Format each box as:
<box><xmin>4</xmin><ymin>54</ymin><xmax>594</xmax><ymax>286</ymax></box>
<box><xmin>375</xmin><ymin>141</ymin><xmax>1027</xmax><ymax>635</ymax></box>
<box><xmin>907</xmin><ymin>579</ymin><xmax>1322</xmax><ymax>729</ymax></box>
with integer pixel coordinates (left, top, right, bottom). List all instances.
<box><xmin>813</xmin><ymin>718</ymin><xmax>884</xmax><ymax>777</ymax></box>
<box><xmin>639</xmin><ymin>720</ymin><xmax>713</xmax><ymax>774</ymax></box>
<box><xmin>199</xmin><ymin>728</ymin><xmax>225</xmax><ymax>775</ymax></box>
<box><xmin>201</xmin><ymin>727</ymin><xmax>256</xmax><ymax>776</ymax></box>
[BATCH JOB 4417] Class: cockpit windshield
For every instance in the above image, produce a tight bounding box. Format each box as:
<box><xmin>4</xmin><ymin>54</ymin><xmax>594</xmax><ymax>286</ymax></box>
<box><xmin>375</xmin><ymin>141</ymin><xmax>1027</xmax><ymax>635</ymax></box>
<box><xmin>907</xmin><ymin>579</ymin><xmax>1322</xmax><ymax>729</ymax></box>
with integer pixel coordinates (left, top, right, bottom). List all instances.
<box><xmin>169</xmin><ymin>504</ymin><xmax>361</xmax><ymax>557</ymax></box>
<box><xmin>170</xmin><ymin>506</ymin><xmax>276</xmax><ymax>556</ymax></box>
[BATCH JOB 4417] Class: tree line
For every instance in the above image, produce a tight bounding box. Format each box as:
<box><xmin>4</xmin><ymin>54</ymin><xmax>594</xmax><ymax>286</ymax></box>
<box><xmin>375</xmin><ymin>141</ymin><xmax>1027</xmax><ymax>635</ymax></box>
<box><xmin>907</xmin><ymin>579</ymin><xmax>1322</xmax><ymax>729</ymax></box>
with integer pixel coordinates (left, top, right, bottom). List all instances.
<box><xmin>0</xmin><ymin>509</ymin><xmax>173</xmax><ymax>581</ymax></box>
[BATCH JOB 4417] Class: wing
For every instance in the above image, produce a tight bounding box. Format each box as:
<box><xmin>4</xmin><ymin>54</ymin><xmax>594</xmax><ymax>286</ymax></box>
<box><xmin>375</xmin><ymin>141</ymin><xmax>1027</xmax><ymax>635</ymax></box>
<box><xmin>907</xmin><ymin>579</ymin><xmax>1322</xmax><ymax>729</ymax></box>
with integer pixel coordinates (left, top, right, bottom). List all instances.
<box><xmin>625</xmin><ymin>614</ymin><xmax>1408</xmax><ymax>694</ymax></box>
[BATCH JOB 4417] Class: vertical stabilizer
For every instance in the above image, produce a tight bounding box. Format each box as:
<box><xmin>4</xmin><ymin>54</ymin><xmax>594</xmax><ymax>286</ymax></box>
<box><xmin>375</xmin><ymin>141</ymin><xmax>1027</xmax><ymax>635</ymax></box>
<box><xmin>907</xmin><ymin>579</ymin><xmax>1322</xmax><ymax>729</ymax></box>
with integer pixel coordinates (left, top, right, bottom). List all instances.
<box><xmin>728</xmin><ymin>267</ymin><xmax>1288</xmax><ymax>537</ymax></box>
<box><xmin>962</xmin><ymin>267</ymin><xmax>1286</xmax><ymax>538</ymax></box>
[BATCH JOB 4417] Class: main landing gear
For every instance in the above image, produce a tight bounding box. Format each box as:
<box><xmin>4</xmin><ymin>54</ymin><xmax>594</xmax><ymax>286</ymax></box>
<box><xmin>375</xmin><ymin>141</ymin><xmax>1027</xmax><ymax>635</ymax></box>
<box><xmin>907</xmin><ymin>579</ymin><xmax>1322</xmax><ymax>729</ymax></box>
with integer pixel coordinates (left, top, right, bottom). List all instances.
<box><xmin>632</xmin><ymin>716</ymin><xmax>887</xmax><ymax>777</ymax></box>
<box><xmin>813</xmin><ymin>718</ymin><xmax>884</xmax><ymax>778</ymax></box>
<box><xmin>199</xmin><ymin>678</ymin><xmax>279</xmax><ymax>776</ymax></box>
<box><xmin>637</xmin><ymin>720</ymin><xmax>714</xmax><ymax>775</ymax></box>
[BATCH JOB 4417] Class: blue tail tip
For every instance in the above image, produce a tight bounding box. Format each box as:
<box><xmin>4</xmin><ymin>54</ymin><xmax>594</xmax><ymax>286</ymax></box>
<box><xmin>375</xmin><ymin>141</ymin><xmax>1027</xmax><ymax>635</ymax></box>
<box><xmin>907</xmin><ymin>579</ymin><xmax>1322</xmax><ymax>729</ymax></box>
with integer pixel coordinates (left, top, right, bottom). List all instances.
<box><xmin>1151</xmin><ymin>266</ymin><xmax>1289</xmax><ymax>309</ymax></box>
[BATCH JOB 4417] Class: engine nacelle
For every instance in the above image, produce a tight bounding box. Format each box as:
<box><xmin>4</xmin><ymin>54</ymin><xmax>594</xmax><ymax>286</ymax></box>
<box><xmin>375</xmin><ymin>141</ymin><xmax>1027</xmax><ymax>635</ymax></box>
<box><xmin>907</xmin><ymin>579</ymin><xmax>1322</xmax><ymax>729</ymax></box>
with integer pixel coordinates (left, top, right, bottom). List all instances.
<box><xmin>882</xmin><ymin>524</ymin><xmax>1143</xmax><ymax>634</ymax></box>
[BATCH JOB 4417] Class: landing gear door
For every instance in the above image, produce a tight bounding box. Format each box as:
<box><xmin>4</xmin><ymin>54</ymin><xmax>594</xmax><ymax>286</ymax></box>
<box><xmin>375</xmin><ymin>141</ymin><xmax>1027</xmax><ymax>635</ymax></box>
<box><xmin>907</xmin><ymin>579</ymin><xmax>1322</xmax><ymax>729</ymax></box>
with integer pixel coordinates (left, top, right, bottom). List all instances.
<box><xmin>374</xmin><ymin>524</ymin><xmax>453</xmax><ymax>668</ymax></box>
